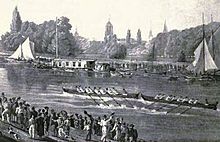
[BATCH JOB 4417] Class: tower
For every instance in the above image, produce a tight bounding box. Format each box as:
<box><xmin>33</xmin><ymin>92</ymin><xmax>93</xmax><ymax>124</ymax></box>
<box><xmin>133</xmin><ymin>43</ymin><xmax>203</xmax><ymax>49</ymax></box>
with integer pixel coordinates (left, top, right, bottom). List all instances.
<box><xmin>104</xmin><ymin>18</ymin><xmax>113</xmax><ymax>43</ymax></box>
<box><xmin>163</xmin><ymin>20</ymin><xmax>168</xmax><ymax>33</ymax></box>
<box><xmin>148</xmin><ymin>29</ymin><xmax>153</xmax><ymax>41</ymax></box>
<box><xmin>126</xmin><ymin>29</ymin><xmax>131</xmax><ymax>45</ymax></box>
<box><xmin>137</xmin><ymin>29</ymin><xmax>142</xmax><ymax>45</ymax></box>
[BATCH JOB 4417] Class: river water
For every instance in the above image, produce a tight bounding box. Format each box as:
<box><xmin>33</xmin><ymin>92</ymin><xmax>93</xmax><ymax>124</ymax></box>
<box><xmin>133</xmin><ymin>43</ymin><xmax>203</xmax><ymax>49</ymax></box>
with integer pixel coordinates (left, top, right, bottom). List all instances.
<box><xmin>1</xmin><ymin>61</ymin><xmax>220</xmax><ymax>142</ymax></box>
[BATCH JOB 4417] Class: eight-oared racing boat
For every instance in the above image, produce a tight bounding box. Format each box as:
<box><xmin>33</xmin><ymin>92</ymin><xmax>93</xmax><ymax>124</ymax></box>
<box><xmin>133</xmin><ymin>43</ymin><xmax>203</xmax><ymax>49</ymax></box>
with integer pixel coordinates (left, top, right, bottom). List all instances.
<box><xmin>141</xmin><ymin>94</ymin><xmax>218</xmax><ymax>110</ymax></box>
<box><xmin>62</xmin><ymin>86</ymin><xmax>218</xmax><ymax>110</ymax></box>
<box><xmin>62</xmin><ymin>86</ymin><xmax>140</xmax><ymax>99</ymax></box>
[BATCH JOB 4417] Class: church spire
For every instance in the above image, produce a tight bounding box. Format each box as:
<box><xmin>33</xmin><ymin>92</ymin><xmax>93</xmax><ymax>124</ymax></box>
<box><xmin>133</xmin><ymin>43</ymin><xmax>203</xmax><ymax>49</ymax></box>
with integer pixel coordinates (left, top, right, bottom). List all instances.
<box><xmin>74</xmin><ymin>27</ymin><xmax>79</xmax><ymax>37</ymax></box>
<box><xmin>211</xmin><ymin>14</ymin><xmax>213</xmax><ymax>23</ymax></box>
<box><xmin>163</xmin><ymin>20</ymin><xmax>168</xmax><ymax>33</ymax></box>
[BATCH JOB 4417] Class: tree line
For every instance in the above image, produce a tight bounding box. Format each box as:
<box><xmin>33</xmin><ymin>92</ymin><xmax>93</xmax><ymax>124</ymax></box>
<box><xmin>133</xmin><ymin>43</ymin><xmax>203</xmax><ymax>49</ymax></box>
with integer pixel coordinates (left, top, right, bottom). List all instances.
<box><xmin>1</xmin><ymin>7</ymin><xmax>78</xmax><ymax>57</ymax></box>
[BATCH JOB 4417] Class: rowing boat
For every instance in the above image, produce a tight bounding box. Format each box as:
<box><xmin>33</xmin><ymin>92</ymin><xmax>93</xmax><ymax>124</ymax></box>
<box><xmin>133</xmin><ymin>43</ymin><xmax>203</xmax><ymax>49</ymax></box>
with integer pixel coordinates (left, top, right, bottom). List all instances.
<box><xmin>63</xmin><ymin>87</ymin><xmax>218</xmax><ymax>110</ymax></box>
<box><xmin>140</xmin><ymin>95</ymin><xmax>218</xmax><ymax>110</ymax></box>
<box><xmin>62</xmin><ymin>87</ymin><xmax>140</xmax><ymax>99</ymax></box>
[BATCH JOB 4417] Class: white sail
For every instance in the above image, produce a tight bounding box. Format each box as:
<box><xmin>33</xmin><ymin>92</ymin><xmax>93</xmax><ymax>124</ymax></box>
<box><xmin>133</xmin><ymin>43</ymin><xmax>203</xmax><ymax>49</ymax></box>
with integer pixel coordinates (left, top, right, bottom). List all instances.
<box><xmin>204</xmin><ymin>40</ymin><xmax>218</xmax><ymax>71</ymax></box>
<box><xmin>208</xmin><ymin>30</ymin><xmax>220</xmax><ymax>69</ymax></box>
<box><xmin>22</xmin><ymin>37</ymin><xmax>35</xmax><ymax>60</ymax></box>
<box><xmin>8</xmin><ymin>37</ymin><xmax>35</xmax><ymax>60</ymax></box>
<box><xmin>8</xmin><ymin>44</ymin><xmax>23</xmax><ymax>59</ymax></box>
<box><xmin>187</xmin><ymin>39</ymin><xmax>218</xmax><ymax>74</ymax></box>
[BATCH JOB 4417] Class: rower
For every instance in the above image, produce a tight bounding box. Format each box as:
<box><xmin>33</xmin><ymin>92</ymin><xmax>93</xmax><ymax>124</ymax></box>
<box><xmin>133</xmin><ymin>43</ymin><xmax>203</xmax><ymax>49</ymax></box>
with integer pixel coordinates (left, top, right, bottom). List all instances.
<box><xmin>93</xmin><ymin>87</ymin><xmax>101</xmax><ymax>95</ymax></box>
<box><xmin>154</xmin><ymin>94</ymin><xmax>161</xmax><ymax>100</ymax></box>
<box><xmin>170</xmin><ymin>96</ymin><xmax>176</xmax><ymax>101</ymax></box>
<box><xmin>193</xmin><ymin>99</ymin><xmax>198</xmax><ymax>104</ymax></box>
<box><xmin>111</xmin><ymin>87</ymin><xmax>119</xmax><ymax>95</ymax></box>
<box><xmin>85</xmin><ymin>87</ymin><xmax>91</xmax><ymax>94</ymax></box>
<box><xmin>99</xmin><ymin>87</ymin><xmax>106</xmax><ymax>95</ymax></box>
<box><xmin>182</xmin><ymin>97</ymin><xmax>189</xmax><ymax>103</ymax></box>
<box><xmin>165</xmin><ymin>95</ymin><xmax>173</xmax><ymax>101</ymax></box>
<box><xmin>122</xmin><ymin>88</ymin><xmax>128</xmax><ymax>96</ymax></box>
<box><xmin>88</xmin><ymin>87</ymin><xmax>94</xmax><ymax>94</ymax></box>
<box><xmin>158</xmin><ymin>94</ymin><xmax>166</xmax><ymax>100</ymax></box>
<box><xmin>205</xmin><ymin>99</ymin><xmax>209</xmax><ymax>106</ymax></box>
<box><xmin>79</xmin><ymin>86</ymin><xmax>85</xmax><ymax>93</ymax></box>
<box><xmin>106</xmin><ymin>88</ymin><xmax>115</xmax><ymax>95</ymax></box>
<box><xmin>188</xmin><ymin>98</ymin><xmax>195</xmax><ymax>104</ymax></box>
<box><xmin>76</xmin><ymin>86</ymin><xmax>82</xmax><ymax>93</ymax></box>
<box><xmin>177</xmin><ymin>96</ymin><xmax>184</xmax><ymax>102</ymax></box>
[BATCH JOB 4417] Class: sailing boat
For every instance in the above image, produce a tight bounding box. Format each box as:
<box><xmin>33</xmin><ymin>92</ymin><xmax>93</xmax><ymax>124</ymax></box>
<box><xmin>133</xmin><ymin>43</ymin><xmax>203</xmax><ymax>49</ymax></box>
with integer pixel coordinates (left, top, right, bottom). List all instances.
<box><xmin>8</xmin><ymin>37</ymin><xmax>35</xmax><ymax>61</ymax></box>
<box><xmin>187</xmin><ymin>13</ymin><xmax>218</xmax><ymax>78</ymax></box>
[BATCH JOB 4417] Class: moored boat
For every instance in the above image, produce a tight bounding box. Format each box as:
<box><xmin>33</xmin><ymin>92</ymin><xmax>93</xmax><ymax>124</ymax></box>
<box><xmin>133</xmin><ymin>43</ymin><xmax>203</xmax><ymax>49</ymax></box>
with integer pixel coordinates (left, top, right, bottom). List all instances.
<box><xmin>186</xmin><ymin>13</ymin><xmax>218</xmax><ymax>80</ymax></box>
<box><xmin>7</xmin><ymin>37</ymin><xmax>35</xmax><ymax>62</ymax></box>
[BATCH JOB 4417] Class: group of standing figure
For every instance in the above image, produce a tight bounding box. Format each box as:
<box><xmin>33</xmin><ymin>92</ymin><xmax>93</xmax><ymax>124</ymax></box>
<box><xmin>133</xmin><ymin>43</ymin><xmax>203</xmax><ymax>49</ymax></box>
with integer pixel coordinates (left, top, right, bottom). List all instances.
<box><xmin>0</xmin><ymin>92</ymin><xmax>139</xmax><ymax>142</ymax></box>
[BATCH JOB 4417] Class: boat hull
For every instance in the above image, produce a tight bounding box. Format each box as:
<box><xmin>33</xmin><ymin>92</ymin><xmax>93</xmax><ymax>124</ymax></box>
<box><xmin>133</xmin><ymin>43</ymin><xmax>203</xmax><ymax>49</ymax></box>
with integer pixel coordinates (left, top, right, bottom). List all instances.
<box><xmin>62</xmin><ymin>87</ymin><xmax>140</xmax><ymax>99</ymax></box>
<box><xmin>141</xmin><ymin>95</ymin><xmax>217</xmax><ymax>110</ymax></box>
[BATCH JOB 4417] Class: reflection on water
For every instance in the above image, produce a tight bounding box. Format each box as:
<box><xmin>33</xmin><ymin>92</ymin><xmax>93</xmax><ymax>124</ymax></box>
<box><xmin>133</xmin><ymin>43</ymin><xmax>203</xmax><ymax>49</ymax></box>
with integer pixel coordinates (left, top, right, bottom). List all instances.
<box><xmin>1</xmin><ymin>63</ymin><xmax>220</xmax><ymax>141</ymax></box>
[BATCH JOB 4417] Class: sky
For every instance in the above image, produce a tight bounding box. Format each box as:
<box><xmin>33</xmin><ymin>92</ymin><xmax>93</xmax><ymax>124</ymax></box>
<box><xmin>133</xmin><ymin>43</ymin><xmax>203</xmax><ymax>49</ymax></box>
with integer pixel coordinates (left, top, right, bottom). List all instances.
<box><xmin>0</xmin><ymin>0</ymin><xmax>220</xmax><ymax>40</ymax></box>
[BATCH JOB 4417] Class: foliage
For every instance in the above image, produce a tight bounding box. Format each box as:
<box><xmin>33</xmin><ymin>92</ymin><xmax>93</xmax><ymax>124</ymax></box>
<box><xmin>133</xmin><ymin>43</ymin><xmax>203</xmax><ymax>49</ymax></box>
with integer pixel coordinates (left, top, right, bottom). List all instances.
<box><xmin>177</xmin><ymin>50</ymin><xmax>186</xmax><ymax>62</ymax></box>
<box><xmin>109</xmin><ymin>44</ymin><xmax>127</xmax><ymax>59</ymax></box>
<box><xmin>10</xmin><ymin>7</ymin><xmax>22</xmax><ymax>32</ymax></box>
<box><xmin>1</xmin><ymin>16</ymin><xmax>77</xmax><ymax>56</ymax></box>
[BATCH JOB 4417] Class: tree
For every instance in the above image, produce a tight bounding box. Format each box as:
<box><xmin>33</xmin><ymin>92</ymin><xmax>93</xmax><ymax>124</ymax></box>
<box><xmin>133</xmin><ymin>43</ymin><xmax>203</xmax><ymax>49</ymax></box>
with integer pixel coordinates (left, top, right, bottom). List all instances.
<box><xmin>109</xmin><ymin>44</ymin><xmax>127</xmax><ymax>59</ymax></box>
<box><xmin>126</xmin><ymin>29</ymin><xmax>131</xmax><ymax>44</ymax></box>
<box><xmin>147</xmin><ymin>43</ymin><xmax>157</xmax><ymax>61</ymax></box>
<box><xmin>177</xmin><ymin>50</ymin><xmax>186</xmax><ymax>62</ymax></box>
<box><xmin>10</xmin><ymin>6</ymin><xmax>22</xmax><ymax>32</ymax></box>
<box><xmin>137</xmin><ymin>29</ymin><xmax>142</xmax><ymax>45</ymax></box>
<box><xmin>1</xmin><ymin>16</ymin><xmax>77</xmax><ymax>56</ymax></box>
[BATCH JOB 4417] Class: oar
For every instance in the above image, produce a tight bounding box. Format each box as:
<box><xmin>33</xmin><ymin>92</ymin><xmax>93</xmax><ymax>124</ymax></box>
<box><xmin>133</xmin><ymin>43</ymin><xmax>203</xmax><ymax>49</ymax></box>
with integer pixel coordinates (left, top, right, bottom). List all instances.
<box><xmin>155</xmin><ymin>104</ymin><xmax>167</xmax><ymax>111</ymax></box>
<box><xmin>166</xmin><ymin>105</ymin><xmax>181</xmax><ymax>114</ymax></box>
<box><xmin>92</xmin><ymin>89</ymin><xmax>110</xmax><ymax>106</ymax></box>
<box><xmin>106</xmin><ymin>91</ymin><xmax>121</xmax><ymax>106</ymax></box>
<box><xmin>121</xmin><ymin>95</ymin><xmax>134</xmax><ymax>107</ymax></box>
<box><xmin>179</xmin><ymin>106</ymin><xmax>192</xmax><ymax>115</ymax></box>
<box><xmin>113</xmin><ymin>88</ymin><xmax>134</xmax><ymax>107</ymax></box>
<box><xmin>83</xmin><ymin>89</ymin><xmax>100</xmax><ymax>106</ymax></box>
<box><xmin>145</xmin><ymin>102</ymin><xmax>156</xmax><ymax>109</ymax></box>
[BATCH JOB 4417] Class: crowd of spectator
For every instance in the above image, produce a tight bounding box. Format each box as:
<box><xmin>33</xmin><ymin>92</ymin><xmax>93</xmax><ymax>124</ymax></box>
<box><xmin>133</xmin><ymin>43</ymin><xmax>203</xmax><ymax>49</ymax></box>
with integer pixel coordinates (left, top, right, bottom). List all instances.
<box><xmin>0</xmin><ymin>92</ymin><xmax>139</xmax><ymax>142</ymax></box>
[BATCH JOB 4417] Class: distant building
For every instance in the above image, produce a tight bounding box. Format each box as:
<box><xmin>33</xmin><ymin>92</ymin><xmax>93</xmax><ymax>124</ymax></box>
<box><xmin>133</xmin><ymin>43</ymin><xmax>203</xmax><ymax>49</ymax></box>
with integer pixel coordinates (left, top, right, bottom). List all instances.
<box><xmin>126</xmin><ymin>29</ymin><xmax>131</xmax><ymax>45</ymax></box>
<box><xmin>148</xmin><ymin>29</ymin><xmax>153</xmax><ymax>42</ymax></box>
<box><xmin>52</xmin><ymin>58</ymin><xmax>95</xmax><ymax>70</ymax></box>
<box><xmin>137</xmin><ymin>29</ymin><xmax>142</xmax><ymax>45</ymax></box>
<box><xmin>104</xmin><ymin>19</ymin><xmax>114</xmax><ymax>43</ymax></box>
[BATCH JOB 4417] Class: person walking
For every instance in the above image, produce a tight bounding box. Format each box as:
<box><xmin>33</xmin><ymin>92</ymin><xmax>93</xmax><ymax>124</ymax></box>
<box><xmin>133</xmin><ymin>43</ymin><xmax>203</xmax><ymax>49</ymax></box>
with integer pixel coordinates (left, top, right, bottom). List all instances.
<box><xmin>28</xmin><ymin>115</ymin><xmax>35</xmax><ymax>139</ymax></box>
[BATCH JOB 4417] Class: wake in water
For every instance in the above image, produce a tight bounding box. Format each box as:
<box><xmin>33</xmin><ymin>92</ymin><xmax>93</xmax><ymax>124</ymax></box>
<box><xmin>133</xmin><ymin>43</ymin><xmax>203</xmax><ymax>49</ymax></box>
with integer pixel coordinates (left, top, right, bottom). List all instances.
<box><xmin>38</xmin><ymin>92</ymin><xmax>198</xmax><ymax>116</ymax></box>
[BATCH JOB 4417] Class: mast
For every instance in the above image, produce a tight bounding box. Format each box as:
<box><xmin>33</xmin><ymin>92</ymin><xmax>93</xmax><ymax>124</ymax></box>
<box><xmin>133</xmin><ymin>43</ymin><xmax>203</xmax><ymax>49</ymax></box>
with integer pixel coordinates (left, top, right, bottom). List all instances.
<box><xmin>21</xmin><ymin>43</ymin><xmax>23</xmax><ymax>59</ymax></box>
<box><xmin>55</xmin><ymin>17</ymin><xmax>59</xmax><ymax>58</ymax></box>
<box><xmin>151</xmin><ymin>43</ymin><xmax>155</xmax><ymax>72</ymax></box>
<box><xmin>202</xmin><ymin>13</ymin><xmax>205</xmax><ymax>73</ymax></box>
<box><xmin>211</xmin><ymin>14</ymin><xmax>215</xmax><ymax>61</ymax></box>
<box><xmin>152</xmin><ymin>43</ymin><xmax>155</xmax><ymax>61</ymax></box>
